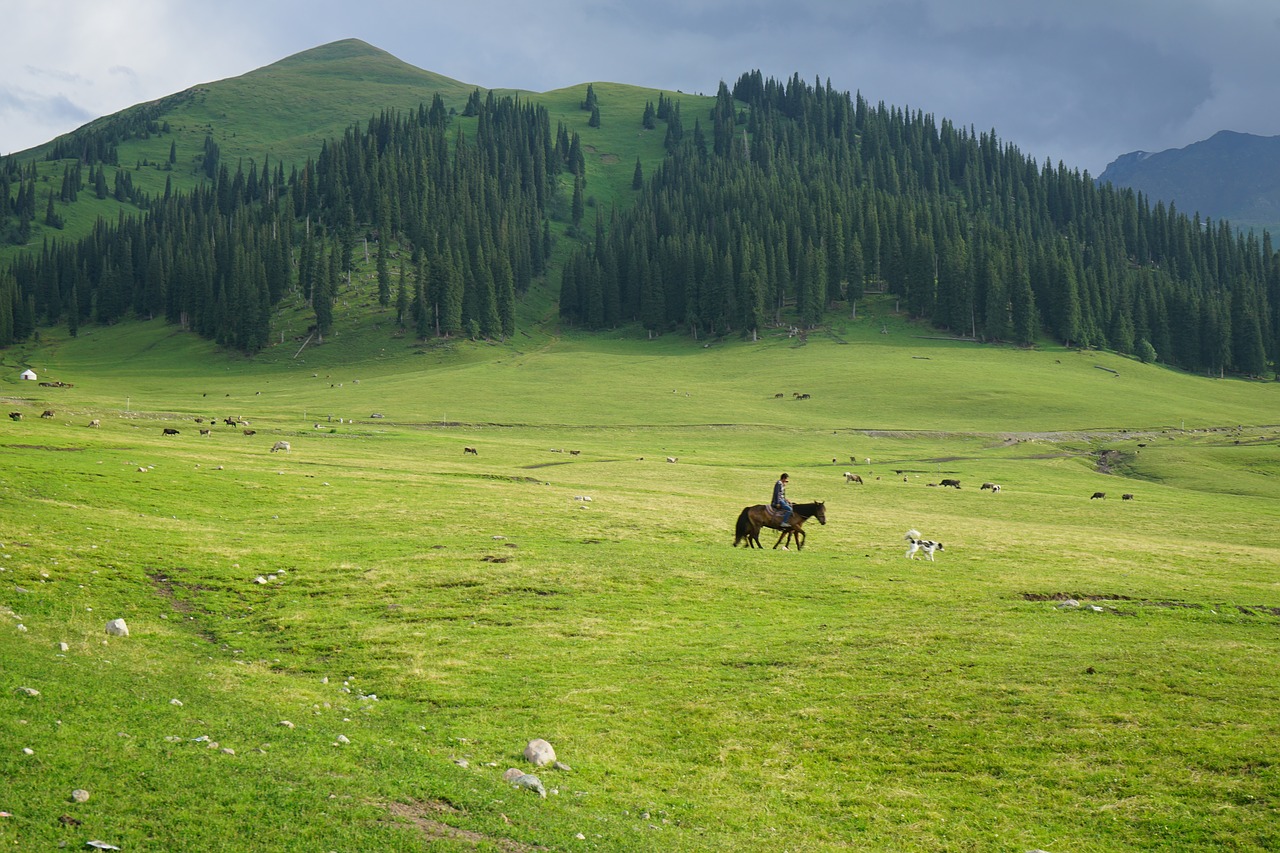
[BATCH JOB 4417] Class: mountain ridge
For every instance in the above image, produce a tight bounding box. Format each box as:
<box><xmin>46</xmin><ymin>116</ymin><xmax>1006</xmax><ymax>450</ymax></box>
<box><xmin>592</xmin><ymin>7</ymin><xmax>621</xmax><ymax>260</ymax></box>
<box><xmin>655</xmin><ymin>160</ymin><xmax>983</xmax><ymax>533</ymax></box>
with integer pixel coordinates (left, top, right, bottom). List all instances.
<box><xmin>1098</xmin><ymin>129</ymin><xmax>1280</xmax><ymax>234</ymax></box>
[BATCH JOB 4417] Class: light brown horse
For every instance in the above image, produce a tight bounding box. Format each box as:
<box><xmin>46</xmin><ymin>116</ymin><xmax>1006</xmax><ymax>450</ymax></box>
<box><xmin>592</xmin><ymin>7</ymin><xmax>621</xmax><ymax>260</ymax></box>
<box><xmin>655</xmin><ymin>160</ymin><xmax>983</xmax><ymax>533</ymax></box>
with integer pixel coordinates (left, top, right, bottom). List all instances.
<box><xmin>733</xmin><ymin>501</ymin><xmax>826</xmax><ymax>550</ymax></box>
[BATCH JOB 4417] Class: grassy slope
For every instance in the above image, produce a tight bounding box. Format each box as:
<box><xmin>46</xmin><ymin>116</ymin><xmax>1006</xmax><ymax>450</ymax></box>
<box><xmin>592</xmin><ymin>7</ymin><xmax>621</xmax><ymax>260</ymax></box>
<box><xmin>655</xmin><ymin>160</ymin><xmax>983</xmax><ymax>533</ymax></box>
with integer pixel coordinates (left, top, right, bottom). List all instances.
<box><xmin>1</xmin><ymin>39</ymin><xmax>1277</xmax><ymax>853</ymax></box>
<box><xmin>1</xmin><ymin>296</ymin><xmax>1278</xmax><ymax>851</ymax></box>
<box><xmin>1</xmin><ymin>39</ymin><xmax>698</xmax><ymax>267</ymax></box>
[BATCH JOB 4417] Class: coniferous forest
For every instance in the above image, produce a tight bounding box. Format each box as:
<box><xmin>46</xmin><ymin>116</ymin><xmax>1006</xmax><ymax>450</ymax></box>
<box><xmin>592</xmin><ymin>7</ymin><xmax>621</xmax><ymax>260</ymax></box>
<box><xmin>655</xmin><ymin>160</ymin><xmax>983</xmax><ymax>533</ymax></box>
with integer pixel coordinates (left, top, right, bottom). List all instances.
<box><xmin>0</xmin><ymin>92</ymin><xmax>560</xmax><ymax>350</ymax></box>
<box><xmin>2</xmin><ymin>69</ymin><xmax>1278</xmax><ymax>378</ymax></box>
<box><xmin>561</xmin><ymin>73</ymin><xmax>1279</xmax><ymax>376</ymax></box>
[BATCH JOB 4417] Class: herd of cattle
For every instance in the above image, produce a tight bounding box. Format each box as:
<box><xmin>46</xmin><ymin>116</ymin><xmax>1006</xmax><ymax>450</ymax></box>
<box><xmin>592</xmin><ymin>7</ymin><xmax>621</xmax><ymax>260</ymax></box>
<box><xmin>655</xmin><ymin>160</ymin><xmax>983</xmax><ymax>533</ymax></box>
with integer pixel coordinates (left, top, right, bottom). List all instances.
<box><xmin>7</xmin><ymin>410</ymin><xmax>291</xmax><ymax>452</ymax></box>
<box><xmin>7</xmin><ymin>410</ymin><xmax>1140</xmax><ymax>500</ymax></box>
<box><xmin>839</xmin><ymin>469</ymin><xmax>1133</xmax><ymax>501</ymax></box>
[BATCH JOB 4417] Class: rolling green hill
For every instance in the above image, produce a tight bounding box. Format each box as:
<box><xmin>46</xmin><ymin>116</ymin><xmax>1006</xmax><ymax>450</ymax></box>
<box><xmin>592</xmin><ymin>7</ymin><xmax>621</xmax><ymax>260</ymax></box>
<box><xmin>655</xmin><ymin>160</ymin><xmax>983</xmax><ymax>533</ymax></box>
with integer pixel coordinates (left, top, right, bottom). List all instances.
<box><xmin>0</xmin><ymin>39</ymin><xmax>688</xmax><ymax>265</ymax></box>
<box><xmin>2</xmin><ymin>301</ymin><xmax>1278</xmax><ymax>851</ymax></box>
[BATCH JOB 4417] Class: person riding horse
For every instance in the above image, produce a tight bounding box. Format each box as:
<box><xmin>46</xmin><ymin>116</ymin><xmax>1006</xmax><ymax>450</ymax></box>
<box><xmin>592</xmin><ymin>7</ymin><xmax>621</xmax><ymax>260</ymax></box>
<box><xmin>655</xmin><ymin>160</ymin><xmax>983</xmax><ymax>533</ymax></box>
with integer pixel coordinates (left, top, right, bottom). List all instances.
<box><xmin>772</xmin><ymin>473</ymin><xmax>793</xmax><ymax>528</ymax></box>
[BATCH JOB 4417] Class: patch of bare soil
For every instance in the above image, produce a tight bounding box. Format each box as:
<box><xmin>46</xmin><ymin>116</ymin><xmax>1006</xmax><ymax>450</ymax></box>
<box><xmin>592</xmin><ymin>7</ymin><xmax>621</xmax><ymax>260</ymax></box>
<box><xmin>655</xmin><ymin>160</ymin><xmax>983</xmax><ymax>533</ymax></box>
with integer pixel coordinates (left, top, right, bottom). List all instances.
<box><xmin>1021</xmin><ymin>592</ymin><xmax>1134</xmax><ymax>602</ymax></box>
<box><xmin>149</xmin><ymin>570</ymin><xmax>195</xmax><ymax>612</ymax></box>
<box><xmin>384</xmin><ymin>800</ymin><xmax>546</xmax><ymax>851</ymax></box>
<box><xmin>1022</xmin><ymin>592</ymin><xmax>1280</xmax><ymax>617</ymax></box>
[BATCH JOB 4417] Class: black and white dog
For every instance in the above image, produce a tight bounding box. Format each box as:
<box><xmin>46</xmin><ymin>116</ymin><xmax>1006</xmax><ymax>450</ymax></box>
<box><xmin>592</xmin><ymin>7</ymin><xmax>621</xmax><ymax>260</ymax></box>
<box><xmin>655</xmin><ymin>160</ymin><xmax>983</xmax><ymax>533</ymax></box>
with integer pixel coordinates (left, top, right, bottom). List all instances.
<box><xmin>904</xmin><ymin>529</ymin><xmax>944</xmax><ymax>561</ymax></box>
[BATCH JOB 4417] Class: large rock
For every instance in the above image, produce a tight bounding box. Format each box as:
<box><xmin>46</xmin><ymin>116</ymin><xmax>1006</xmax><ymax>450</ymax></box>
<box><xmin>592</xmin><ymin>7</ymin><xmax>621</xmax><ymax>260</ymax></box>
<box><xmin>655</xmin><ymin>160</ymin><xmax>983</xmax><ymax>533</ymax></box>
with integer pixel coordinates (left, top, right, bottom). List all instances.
<box><xmin>523</xmin><ymin>738</ymin><xmax>556</xmax><ymax>766</ymax></box>
<box><xmin>105</xmin><ymin>619</ymin><xmax>129</xmax><ymax>637</ymax></box>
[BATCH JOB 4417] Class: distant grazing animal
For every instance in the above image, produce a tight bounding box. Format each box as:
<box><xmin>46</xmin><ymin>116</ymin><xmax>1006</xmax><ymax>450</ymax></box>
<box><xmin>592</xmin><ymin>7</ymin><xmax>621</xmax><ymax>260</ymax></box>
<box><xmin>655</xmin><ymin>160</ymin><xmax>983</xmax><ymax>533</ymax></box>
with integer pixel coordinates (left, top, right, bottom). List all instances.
<box><xmin>1122</xmin><ymin>493</ymin><xmax>1135</xmax><ymax>500</ymax></box>
<box><xmin>939</xmin><ymin>478</ymin><xmax>961</xmax><ymax>489</ymax></box>
<box><xmin>41</xmin><ymin>409</ymin><xmax>54</xmax><ymax>419</ymax></box>
<box><xmin>87</xmin><ymin>419</ymin><xmax>100</xmax><ymax>428</ymax></box>
<box><xmin>1091</xmin><ymin>492</ymin><xmax>1106</xmax><ymax>500</ymax></box>
<box><xmin>774</xmin><ymin>393</ymin><xmax>784</xmax><ymax>398</ymax></box>
<box><xmin>980</xmin><ymin>482</ymin><xmax>996</xmax><ymax>490</ymax></box>
<box><xmin>271</xmin><ymin>441</ymin><xmax>290</xmax><ymax>453</ymax></box>
<box><xmin>199</xmin><ymin>429</ymin><xmax>211</xmax><ymax>436</ymax></box>
<box><xmin>844</xmin><ymin>472</ymin><xmax>863</xmax><ymax>484</ymax></box>
<box><xmin>8</xmin><ymin>412</ymin><xmax>22</xmax><ymax>421</ymax></box>
<box><xmin>990</xmin><ymin>484</ymin><xmax>1001</xmax><ymax>492</ymax></box>
<box><xmin>162</xmin><ymin>428</ymin><xmax>180</xmax><ymax>435</ymax></box>
<box><xmin>463</xmin><ymin>446</ymin><xmax>478</xmax><ymax>455</ymax></box>
<box><xmin>243</xmin><ymin>429</ymin><xmax>256</xmax><ymax>436</ymax></box>
<box><xmin>904</xmin><ymin>529</ymin><xmax>944</xmax><ymax>561</ymax></box>
<box><xmin>796</xmin><ymin>393</ymin><xmax>811</xmax><ymax>400</ymax></box>
<box><xmin>569</xmin><ymin>450</ymin><xmax>581</xmax><ymax>456</ymax></box>
<box><xmin>734</xmin><ymin>501</ymin><xmax>827</xmax><ymax>550</ymax></box>
<box><xmin>194</xmin><ymin>418</ymin><xmax>205</xmax><ymax>424</ymax></box>
<box><xmin>666</xmin><ymin>456</ymin><xmax>678</xmax><ymax>463</ymax></box>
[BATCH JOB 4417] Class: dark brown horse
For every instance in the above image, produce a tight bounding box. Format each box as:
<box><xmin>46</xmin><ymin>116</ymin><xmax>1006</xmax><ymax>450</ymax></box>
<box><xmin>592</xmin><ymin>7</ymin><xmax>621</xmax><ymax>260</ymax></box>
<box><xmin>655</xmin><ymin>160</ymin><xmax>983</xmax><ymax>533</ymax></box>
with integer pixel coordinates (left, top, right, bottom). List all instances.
<box><xmin>733</xmin><ymin>501</ymin><xmax>826</xmax><ymax>550</ymax></box>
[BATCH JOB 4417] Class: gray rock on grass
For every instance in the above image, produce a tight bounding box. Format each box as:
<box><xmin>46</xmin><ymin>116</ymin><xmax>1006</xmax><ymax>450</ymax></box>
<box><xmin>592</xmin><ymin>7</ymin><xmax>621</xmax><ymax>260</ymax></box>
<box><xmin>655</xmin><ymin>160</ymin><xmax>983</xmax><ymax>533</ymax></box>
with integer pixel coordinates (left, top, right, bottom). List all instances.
<box><xmin>523</xmin><ymin>738</ymin><xmax>556</xmax><ymax>766</ymax></box>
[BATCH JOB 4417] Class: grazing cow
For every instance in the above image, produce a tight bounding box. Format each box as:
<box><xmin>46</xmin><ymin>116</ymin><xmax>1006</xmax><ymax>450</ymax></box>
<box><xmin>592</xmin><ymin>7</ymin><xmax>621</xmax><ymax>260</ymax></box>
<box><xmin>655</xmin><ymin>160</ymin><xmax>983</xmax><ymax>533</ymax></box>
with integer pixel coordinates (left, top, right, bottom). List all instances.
<box><xmin>195</xmin><ymin>418</ymin><xmax>205</xmax><ymax>424</ymax></box>
<box><xmin>666</xmin><ymin>456</ymin><xmax>678</xmax><ymax>463</ymax></box>
<box><xmin>1091</xmin><ymin>492</ymin><xmax>1106</xmax><ymax>500</ymax></box>
<box><xmin>774</xmin><ymin>393</ymin><xmax>784</xmax><ymax>398</ymax></box>
<box><xmin>569</xmin><ymin>450</ymin><xmax>581</xmax><ymax>456</ymax></box>
<box><xmin>87</xmin><ymin>419</ymin><xmax>100</xmax><ymax>428</ymax></box>
<box><xmin>980</xmin><ymin>482</ymin><xmax>996</xmax><ymax>490</ymax></box>
<box><xmin>271</xmin><ymin>441</ymin><xmax>291</xmax><ymax>453</ymax></box>
<box><xmin>199</xmin><ymin>429</ymin><xmax>211</xmax><ymax>437</ymax></box>
<box><xmin>463</xmin><ymin>446</ymin><xmax>478</xmax><ymax>455</ymax></box>
<box><xmin>990</xmin><ymin>484</ymin><xmax>1001</xmax><ymax>492</ymax></box>
<box><xmin>844</xmin><ymin>472</ymin><xmax>863</xmax><ymax>484</ymax></box>
<box><xmin>939</xmin><ymin>478</ymin><xmax>961</xmax><ymax>489</ymax></box>
<box><xmin>1122</xmin><ymin>493</ymin><xmax>1135</xmax><ymax>500</ymax></box>
<box><xmin>243</xmin><ymin>429</ymin><xmax>256</xmax><ymax>436</ymax></box>
<box><xmin>41</xmin><ymin>409</ymin><xmax>55</xmax><ymax>419</ymax></box>
<box><xmin>8</xmin><ymin>412</ymin><xmax>22</xmax><ymax>421</ymax></box>
<box><xmin>162</xmin><ymin>428</ymin><xmax>180</xmax><ymax>435</ymax></box>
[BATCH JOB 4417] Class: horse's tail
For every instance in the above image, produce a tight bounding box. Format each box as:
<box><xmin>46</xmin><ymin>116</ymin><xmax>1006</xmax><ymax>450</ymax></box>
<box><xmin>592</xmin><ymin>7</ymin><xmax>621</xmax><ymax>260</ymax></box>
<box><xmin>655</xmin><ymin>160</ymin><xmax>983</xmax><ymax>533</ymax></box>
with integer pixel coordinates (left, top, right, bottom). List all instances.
<box><xmin>733</xmin><ymin>507</ymin><xmax>751</xmax><ymax>547</ymax></box>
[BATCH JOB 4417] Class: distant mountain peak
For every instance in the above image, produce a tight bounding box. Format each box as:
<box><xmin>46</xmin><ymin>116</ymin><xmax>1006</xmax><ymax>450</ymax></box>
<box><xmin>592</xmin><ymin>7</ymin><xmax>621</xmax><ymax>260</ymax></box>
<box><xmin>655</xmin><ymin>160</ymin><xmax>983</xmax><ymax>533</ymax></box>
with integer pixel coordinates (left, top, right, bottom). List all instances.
<box><xmin>1099</xmin><ymin>131</ymin><xmax>1280</xmax><ymax>232</ymax></box>
<box><xmin>271</xmin><ymin>38</ymin><xmax>393</xmax><ymax>66</ymax></box>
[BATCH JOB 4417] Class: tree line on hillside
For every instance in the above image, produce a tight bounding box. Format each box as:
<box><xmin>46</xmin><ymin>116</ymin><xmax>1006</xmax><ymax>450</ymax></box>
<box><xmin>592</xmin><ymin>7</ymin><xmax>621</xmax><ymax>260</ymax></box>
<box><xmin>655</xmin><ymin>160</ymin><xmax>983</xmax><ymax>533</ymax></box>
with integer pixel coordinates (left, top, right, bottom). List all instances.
<box><xmin>560</xmin><ymin>72</ymin><xmax>1278</xmax><ymax>376</ymax></box>
<box><xmin>0</xmin><ymin>92</ymin><xmax>569</xmax><ymax>348</ymax></box>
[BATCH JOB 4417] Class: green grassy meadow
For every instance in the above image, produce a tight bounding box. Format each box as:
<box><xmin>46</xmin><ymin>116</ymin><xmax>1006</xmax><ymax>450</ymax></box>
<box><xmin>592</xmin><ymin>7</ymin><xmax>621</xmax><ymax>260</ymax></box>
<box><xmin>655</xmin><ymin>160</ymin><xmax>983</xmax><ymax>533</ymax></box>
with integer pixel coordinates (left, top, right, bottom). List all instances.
<box><xmin>2</xmin><ymin>295</ymin><xmax>1278</xmax><ymax>851</ymax></box>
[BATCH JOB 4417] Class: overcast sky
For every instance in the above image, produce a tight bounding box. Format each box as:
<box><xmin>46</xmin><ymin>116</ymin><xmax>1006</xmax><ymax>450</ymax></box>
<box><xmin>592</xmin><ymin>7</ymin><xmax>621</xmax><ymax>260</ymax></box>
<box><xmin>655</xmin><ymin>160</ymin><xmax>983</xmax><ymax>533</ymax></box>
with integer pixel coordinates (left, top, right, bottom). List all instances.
<box><xmin>4</xmin><ymin>0</ymin><xmax>1280</xmax><ymax>175</ymax></box>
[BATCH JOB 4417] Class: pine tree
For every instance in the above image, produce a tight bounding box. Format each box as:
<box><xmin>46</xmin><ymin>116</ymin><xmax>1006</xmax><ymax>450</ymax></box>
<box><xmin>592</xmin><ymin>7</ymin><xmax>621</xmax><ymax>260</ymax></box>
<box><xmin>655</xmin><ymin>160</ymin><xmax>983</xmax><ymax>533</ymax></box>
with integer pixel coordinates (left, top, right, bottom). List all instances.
<box><xmin>642</xmin><ymin>101</ymin><xmax>656</xmax><ymax>130</ymax></box>
<box><xmin>396</xmin><ymin>261</ymin><xmax>409</xmax><ymax>327</ymax></box>
<box><xmin>571</xmin><ymin>176</ymin><xmax>585</xmax><ymax>226</ymax></box>
<box><xmin>376</xmin><ymin>232</ymin><xmax>391</xmax><ymax>307</ymax></box>
<box><xmin>313</xmin><ymin>246</ymin><xmax>333</xmax><ymax>341</ymax></box>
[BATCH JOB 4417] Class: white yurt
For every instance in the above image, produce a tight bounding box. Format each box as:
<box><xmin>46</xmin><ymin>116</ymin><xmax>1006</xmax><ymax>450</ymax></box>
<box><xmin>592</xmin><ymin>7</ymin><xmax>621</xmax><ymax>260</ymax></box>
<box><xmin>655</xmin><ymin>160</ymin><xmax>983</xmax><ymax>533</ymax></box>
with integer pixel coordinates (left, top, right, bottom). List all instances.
<box><xmin>20</xmin><ymin>369</ymin><xmax>37</xmax><ymax>381</ymax></box>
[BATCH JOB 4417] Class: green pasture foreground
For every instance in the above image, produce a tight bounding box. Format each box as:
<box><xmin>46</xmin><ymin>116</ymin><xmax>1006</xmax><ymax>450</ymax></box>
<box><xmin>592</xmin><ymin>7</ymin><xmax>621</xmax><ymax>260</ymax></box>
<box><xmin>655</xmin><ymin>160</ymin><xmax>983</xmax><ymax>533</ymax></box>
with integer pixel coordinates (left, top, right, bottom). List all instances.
<box><xmin>1</xmin><ymin>325</ymin><xmax>1278</xmax><ymax>851</ymax></box>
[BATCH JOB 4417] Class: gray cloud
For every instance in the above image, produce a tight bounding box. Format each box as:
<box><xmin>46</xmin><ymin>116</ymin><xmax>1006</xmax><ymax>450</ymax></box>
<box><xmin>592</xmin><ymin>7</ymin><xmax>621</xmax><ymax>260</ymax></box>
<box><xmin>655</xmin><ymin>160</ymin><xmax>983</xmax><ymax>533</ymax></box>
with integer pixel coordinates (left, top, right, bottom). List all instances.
<box><xmin>4</xmin><ymin>0</ymin><xmax>1280</xmax><ymax>174</ymax></box>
